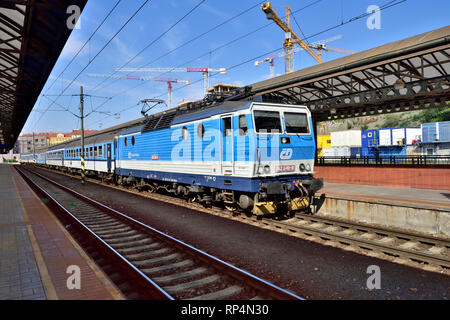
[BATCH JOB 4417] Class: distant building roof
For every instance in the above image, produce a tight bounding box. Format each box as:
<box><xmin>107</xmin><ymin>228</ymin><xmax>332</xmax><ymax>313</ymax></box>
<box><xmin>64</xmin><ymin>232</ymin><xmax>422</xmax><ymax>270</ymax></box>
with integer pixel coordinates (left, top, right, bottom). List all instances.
<box><xmin>207</xmin><ymin>83</ymin><xmax>242</xmax><ymax>93</ymax></box>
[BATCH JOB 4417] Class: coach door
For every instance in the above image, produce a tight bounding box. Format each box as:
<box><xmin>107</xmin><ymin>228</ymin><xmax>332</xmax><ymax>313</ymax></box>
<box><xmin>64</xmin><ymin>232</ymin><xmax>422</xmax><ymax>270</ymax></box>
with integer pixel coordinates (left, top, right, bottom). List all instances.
<box><xmin>107</xmin><ymin>144</ymin><xmax>112</xmax><ymax>172</ymax></box>
<box><xmin>220</xmin><ymin>115</ymin><xmax>234</xmax><ymax>175</ymax></box>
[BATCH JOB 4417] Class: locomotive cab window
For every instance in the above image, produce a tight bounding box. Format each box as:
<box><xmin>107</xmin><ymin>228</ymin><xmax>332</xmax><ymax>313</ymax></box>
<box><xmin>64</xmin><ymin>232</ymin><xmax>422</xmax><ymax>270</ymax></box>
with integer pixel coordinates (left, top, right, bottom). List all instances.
<box><xmin>253</xmin><ymin>110</ymin><xmax>281</xmax><ymax>134</ymax></box>
<box><xmin>284</xmin><ymin>112</ymin><xmax>309</xmax><ymax>134</ymax></box>
<box><xmin>131</xmin><ymin>136</ymin><xmax>135</xmax><ymax>146</ymax></box>
<box><xmin>239</xmin><ymin>115</ymin><xmax>248</xmax><ymax>136</ymax></box>
<box><xmin>124</xmin><ymin>137</ymin><xmax>128</xmax><ymax>146</ymax></box>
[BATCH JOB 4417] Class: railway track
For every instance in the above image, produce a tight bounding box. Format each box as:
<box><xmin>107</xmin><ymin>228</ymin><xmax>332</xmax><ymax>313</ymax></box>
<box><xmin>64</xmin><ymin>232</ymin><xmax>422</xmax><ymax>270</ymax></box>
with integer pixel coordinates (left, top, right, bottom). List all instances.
<box><xmin>16</xmin><ymin>165</ymin><xmax>302</xmax><ymax>300</ymax></box>
<box><xmin>24</xmin><ymin>164</ymin><xmax>450</xmax><ymax>274</ymax></box>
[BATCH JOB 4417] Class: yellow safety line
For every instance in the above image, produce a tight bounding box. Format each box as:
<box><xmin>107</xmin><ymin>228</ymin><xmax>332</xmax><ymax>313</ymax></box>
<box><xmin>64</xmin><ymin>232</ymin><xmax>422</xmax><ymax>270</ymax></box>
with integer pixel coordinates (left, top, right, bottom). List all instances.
<box><xmin>26</xmin><ymin>226</ymin><xmax>59</xmax><ymax>300</ymax></box>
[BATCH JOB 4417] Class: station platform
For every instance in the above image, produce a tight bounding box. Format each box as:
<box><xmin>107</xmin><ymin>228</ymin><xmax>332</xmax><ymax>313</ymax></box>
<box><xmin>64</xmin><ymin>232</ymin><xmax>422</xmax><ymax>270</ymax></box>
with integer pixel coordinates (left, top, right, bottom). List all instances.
<box><xmin>0</xmin><ymin>164</ymin><xmax>123</xmax><ymax>300</ymax></box>
<box><xmin>315</xmin><ymin>182</ymin><xmax>450</xmax><ymax>237</ymax></box>
<box><xmin>319</xmin><ymin>182</ymin><xmax>450</xmax><ymax>211</ymax></box>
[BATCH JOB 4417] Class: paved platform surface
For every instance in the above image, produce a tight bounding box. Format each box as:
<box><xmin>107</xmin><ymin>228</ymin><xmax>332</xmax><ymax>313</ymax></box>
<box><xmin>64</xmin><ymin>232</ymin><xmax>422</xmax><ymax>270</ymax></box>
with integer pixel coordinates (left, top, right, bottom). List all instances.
<box><xmin>319</xmin><ymin>182</ymin><xmax>450</xmax><ymax>210</ymax></box>
<box><xmin>0</xmin><ymin>164</ymin><xmax>123</xmax><ymax>300</ymax></box>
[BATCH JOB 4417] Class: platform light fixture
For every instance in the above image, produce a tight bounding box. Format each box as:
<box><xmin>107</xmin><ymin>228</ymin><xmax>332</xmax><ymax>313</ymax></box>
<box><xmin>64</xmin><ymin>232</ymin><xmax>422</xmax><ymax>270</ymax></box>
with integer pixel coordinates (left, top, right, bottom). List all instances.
<box><xmin>394</xmin><ymin>78</ymin><xmax>406</xmax><ymax>90</ymax></box>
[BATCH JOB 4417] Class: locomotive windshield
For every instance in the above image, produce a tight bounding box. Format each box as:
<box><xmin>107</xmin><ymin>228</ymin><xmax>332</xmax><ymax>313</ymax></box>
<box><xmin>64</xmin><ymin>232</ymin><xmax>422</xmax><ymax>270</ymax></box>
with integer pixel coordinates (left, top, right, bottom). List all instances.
<box><xmin>253</xmin><ymin>110</ymin><xmax>282</xmax><ymax>133</ymax></box>
<box><xmin>284</xmin><ymin>112</ymin><xmax>309</xmax><ymax>134</ymax></box>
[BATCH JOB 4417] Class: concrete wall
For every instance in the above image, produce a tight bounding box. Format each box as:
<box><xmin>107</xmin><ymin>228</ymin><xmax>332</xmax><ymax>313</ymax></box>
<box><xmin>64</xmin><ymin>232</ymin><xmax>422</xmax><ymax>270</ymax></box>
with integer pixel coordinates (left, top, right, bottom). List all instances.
<box><xmin>313</xmin><ymin>195</ymin><xmax>450</xmax><ymax>237</ymax></box>
<box><xmin>315</xmin><ymin>165</ymin><xmax>450</xmax><ymax>190</ymax></box>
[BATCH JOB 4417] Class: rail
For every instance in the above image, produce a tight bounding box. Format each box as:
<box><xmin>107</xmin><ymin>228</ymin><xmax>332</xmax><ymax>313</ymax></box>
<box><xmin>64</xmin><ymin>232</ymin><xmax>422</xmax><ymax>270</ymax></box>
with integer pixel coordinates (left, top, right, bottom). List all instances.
<box><xmin>16</xmin><ymin>165</ymin><xmax>302</xmax><ymax>300</ymax></box>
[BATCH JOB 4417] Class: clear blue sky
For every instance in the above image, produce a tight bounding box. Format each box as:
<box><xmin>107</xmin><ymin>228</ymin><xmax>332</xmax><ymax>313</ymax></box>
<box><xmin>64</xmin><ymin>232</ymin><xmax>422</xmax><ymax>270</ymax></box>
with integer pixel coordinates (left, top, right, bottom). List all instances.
<box><xmin>21</xmin><ymin>0</ymin><xmax>450</xmax><ymax>135</ymax></box>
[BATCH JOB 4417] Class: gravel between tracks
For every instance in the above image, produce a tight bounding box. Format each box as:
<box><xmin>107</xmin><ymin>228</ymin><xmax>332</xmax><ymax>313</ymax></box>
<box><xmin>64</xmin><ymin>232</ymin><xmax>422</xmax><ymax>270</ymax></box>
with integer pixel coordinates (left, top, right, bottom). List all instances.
<box><xmin>30</xmin><ymin>167</ymin><xmax>450</xmax><ymax>300</ymax></box>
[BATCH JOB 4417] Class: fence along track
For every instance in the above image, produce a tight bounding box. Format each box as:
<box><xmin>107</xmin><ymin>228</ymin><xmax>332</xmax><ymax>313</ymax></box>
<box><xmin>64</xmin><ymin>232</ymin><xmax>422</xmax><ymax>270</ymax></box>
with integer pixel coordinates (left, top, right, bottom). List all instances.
<box><xmin>16</xmin><ymin>166</ymin><xmax>302</xmax><ymax>300</ymax></box>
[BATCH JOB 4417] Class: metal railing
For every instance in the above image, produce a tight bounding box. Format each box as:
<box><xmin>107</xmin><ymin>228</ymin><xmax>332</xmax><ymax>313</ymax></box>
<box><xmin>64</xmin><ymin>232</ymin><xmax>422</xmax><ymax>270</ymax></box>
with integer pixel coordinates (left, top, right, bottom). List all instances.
<box><xmin>317</xmin><ymin>155</ymin><xmax>450</xmax><ymax>166</ymax></box>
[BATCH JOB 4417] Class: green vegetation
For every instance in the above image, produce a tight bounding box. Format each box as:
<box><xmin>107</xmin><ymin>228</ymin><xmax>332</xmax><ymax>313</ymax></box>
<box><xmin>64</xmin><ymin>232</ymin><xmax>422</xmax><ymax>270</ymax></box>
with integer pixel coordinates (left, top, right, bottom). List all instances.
<box><xmin>379</xmin><ymin>106</ymin><xmax>450</xmax><ymax>128</ymax></box>
<box><xmin>409</xmin><ymin>106</ymin><xmax>450</xmax><ymax>124</ymax></box>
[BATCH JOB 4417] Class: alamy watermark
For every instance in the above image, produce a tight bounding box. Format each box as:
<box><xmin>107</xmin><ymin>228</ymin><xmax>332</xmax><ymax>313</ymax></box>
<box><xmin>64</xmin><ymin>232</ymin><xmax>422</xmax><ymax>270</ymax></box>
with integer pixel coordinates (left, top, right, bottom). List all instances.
<box><xmin>66</xmin><ymin>265</ymin><xmax>81</xmax><ymax>290</ymax></box>
<box><xmin>366</xmin><ymin>265</ymin><xmax>381</xmax><ymax>289</ymax></box>
<box><xmin>67</xmin><ymin>5</ymin><xmax>81</xmax><ymax>30</ymax></box>
<box><xmin>366</xmin><ymin>5</ymin><xmax>381</xmax><ymax>30</ymax></box>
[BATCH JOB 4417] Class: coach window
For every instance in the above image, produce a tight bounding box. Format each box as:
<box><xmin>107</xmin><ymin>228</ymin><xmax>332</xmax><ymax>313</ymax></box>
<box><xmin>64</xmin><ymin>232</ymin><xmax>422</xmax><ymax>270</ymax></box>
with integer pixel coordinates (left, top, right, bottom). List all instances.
<box><xmin>182</xmin><ymin>126</ymin><xmax>189</xmax><ymax>141</ymax></box>
<box><xmin>197</xmin><ymin>123</ymin><xmax>205</xmax><ymax>139</ymax></box>
<box><xmin>94</xmin><ymin>146</ymin><xmax>98</xmax><ymax>157</ymax></box>
<box><xmin>239</xmin><ymin>115</ymin><xmax>248</xmax><ymax>136</ymax></box>
<box><xmin>90</xmin><ymin>147</ymin><xmax>93</xmax><ymax>157</ymax></box>
<box><xmin>124</xmin><ymin>137</ymin><xmax>128</xmax><ymax>147</ymax></box>
<box><xmin>99</xmin><ymin>146</ymin><xmax>103</xmax><ymax>158</ymax></box>
<box><xmin>131</xmin><ymin>136</ymin><xmax>135</xmax><ymax>146</ymax></box>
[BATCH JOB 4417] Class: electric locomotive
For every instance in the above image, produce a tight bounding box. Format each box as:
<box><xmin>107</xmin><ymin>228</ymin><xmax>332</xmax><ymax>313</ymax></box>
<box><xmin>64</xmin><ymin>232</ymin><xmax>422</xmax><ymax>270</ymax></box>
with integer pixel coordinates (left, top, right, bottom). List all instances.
<box><xmin>21</xmin><ymin>94</ymin><xmax>323</xmax><ymax>215</ymax></box>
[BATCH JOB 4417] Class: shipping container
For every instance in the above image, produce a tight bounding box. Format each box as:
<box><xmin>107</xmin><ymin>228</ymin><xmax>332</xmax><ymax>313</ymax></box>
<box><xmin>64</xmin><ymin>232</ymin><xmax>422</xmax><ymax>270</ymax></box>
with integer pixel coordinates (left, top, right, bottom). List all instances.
<box><xmin>391</xmin><ymin>128</ymin><xmax>405</xmax><ymax>146</ymax></box>
<box><xmin>317</xmin><ymin>134</ymin><xmax>331</xmax><ymax>157</ymax></box>
<box><xmin>377</xmin><ymin>146</ymin><xmax>406</xmax><ymax>157</ymax></box>
<box><xmin>421</xmin><ymin>122</ymin><xmax>438</xmax><ymax>143</ymax></box>
<box><xmin>438</xmin><ymin>121</ymin><xmax>450</xmax><ymax>142</ymax></box>
<box><xmin>361</xmin><ymin>147</ymin><xmax>378</xmax><ymax>158</ymax></box>
<box><xmin>361</xmin><ymin>129</ymin><xmax>378</xmax><ymax>148</ymax></box>
<box><xmin>421</xmin><ymin>142</ymin><xmax>450</xmax><ymax>156</ymax></box>
<box><xmin>329</xmin><ymin>146</ymin><xmax>351</xmax><ymax>157</ymax></box>
<box><xmin>330</xmin><ymin>131</ymin><xmax>343</xmax><ymax>147</ymax></box>
<box><xmin>322</xmin><ymin>148</ymin><xmax>337</xmax><ymax>157</ymax></box>
<box><xmin>378</xmin><ymin>129</ymin><xmax>391</xmax><ymax>146</ymax></box>
<box><xmin>330</xmin><ymin>130</ymin><xmax>362</xmax><ymax>147</ymax></box>
<box><xmin>350</xmin><ymin>147</ymin><xmax>362</xmax><ymax>158</ymax></box>
<box><xmin>406</xmin><ymin>127</ymin><xmax>422</xmax><ymax>145</ymax></box>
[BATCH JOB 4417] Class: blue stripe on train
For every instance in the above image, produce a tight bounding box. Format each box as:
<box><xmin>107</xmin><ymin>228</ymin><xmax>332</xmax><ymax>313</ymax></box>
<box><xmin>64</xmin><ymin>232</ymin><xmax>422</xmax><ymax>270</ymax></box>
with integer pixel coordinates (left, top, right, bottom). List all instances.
<box><xmin>116</xmin><ymin>168</ymin><xmax>311</xmax><ymax>193</ymax></box>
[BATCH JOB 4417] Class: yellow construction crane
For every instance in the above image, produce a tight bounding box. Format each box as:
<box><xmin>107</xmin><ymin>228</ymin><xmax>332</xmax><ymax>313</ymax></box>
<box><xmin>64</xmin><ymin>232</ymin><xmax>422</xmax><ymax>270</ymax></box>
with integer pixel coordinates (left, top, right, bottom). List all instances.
<box><xmin>261</xmin><ymin>2</ymin><xmax>323</xmax><ymax>72</ymax></box>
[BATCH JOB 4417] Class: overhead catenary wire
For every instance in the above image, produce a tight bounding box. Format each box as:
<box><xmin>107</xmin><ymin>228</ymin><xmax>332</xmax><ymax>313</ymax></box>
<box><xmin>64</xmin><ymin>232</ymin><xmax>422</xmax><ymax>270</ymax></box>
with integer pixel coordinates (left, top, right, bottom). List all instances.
<box><xmin>150</xmin><ymin>0</ymin><xmax>407</xmax><ymax>101</ymax></box>
<box><xmin>30</xmin><ymin>0</ymin><xmax>150</xmax><ymax>132</ymax></box>
<box><xmin>90</xmin><ymin>0</ymin><xmax>207</xmax><ymax>92</ymax></box>
<box><xmin>92</xmin><ymin>0</ymin><xmax>266</xmax><ymax>93</ymax></box>
<box><xmin>43</xmin><ymin>0</ymin><xmax>122</xmax><ymax>94</ymax></box>
<box><xmin>87</xmin><ymin>0</ymin><xmax>324</xmax><ymax>125</ymax></box>
<box><xmin>89</xmin><ymin>0</ymin><xmax>406</xmax><ymax>128</ymax></box>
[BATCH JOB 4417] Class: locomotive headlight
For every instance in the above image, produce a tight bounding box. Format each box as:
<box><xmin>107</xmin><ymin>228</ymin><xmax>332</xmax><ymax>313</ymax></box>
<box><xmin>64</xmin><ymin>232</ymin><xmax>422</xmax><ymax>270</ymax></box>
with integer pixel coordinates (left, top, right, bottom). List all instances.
<box><xmin>299</xmin><ymin>163</ymin><xmax>306</xmax><ymax>171</ymax></box>
<box><xmin>306</xmin><ymin>164</ymin><xmax>311</xmax><ymax>171</ymax></box>
<box><xmin>264</xmin><ymin>165</ymin><xmax>271</xmax><ymax>173</ymax></box>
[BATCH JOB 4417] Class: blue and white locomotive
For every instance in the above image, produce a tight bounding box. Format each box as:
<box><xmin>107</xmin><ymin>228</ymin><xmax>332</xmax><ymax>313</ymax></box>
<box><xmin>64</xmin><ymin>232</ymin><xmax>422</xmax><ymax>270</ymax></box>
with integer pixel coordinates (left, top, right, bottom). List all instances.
<box><xmin>21</xmin><ymin>96</ymin><xmax>323</xmax><ymax>215</ymax></box>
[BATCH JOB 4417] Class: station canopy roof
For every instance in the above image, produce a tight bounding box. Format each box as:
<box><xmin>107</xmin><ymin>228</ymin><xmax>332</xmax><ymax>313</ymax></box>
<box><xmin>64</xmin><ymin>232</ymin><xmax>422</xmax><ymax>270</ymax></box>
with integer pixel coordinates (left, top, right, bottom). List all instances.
<box><xmin>0</xmin><ymin>0</ymin><xmax>87</xmax><ymax>153</ymax></box>
<box><xmin>251</xmin><ymin>25</ymin><xmax>450</xmax><ymax>122</ymax></box>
